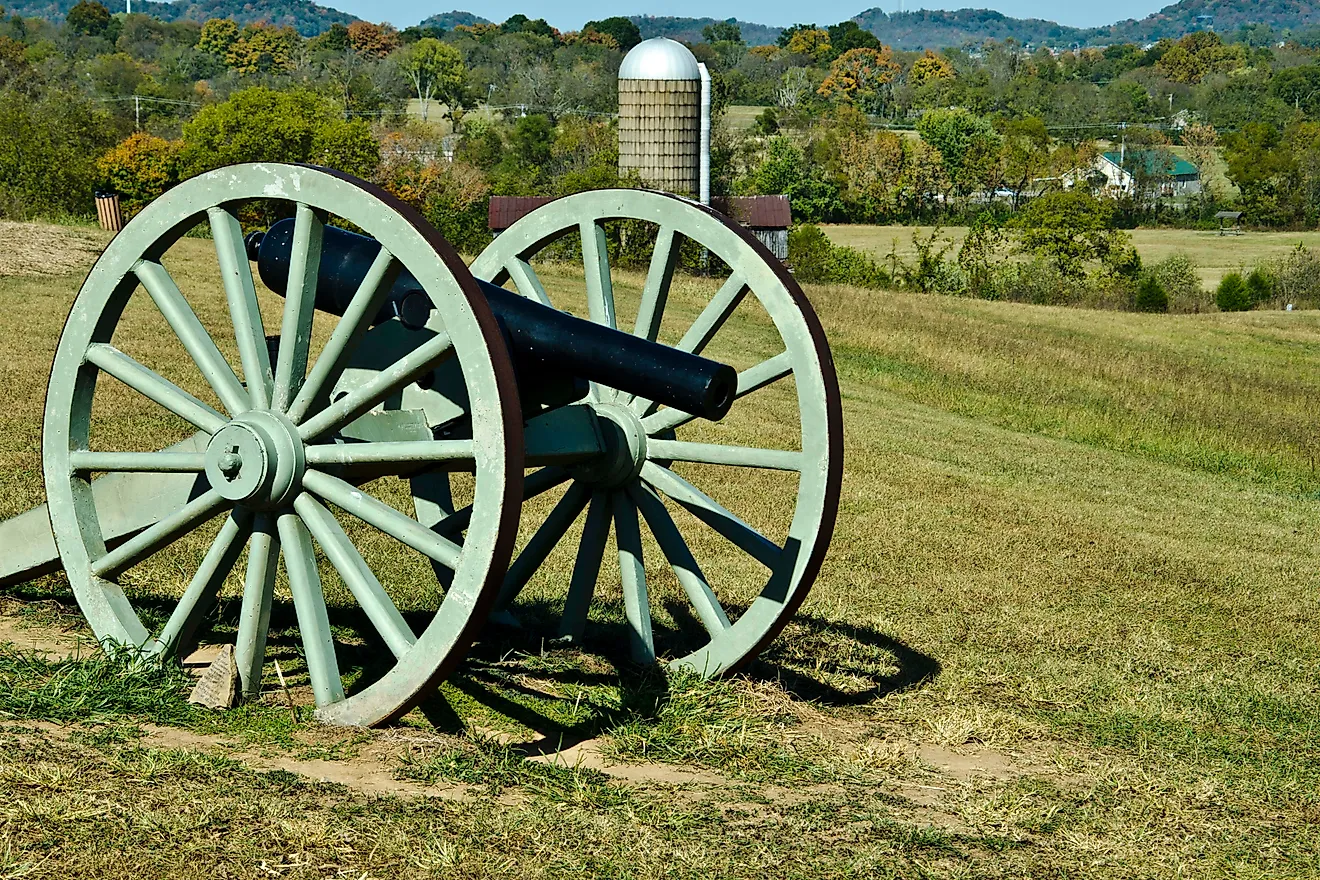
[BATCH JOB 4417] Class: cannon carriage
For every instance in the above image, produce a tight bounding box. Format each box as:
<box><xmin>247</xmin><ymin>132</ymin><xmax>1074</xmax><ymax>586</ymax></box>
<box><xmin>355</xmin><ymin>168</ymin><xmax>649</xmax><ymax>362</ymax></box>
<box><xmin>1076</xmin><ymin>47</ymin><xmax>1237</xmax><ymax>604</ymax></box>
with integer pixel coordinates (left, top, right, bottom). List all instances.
<box><xmin>0</xmin><ymin>164</ymin><xmax>843</xmax><ymax>726</ymax></box>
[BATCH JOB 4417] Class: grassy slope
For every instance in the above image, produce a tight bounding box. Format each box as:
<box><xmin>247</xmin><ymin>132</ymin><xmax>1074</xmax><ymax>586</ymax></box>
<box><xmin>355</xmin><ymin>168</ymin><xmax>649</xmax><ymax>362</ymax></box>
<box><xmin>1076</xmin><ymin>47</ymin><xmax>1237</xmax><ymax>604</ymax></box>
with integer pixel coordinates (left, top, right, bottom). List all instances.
<box><xmin>1</xmin><ymin>223</ymin><xmax>1319</xmax><ymax>876</ymax></box>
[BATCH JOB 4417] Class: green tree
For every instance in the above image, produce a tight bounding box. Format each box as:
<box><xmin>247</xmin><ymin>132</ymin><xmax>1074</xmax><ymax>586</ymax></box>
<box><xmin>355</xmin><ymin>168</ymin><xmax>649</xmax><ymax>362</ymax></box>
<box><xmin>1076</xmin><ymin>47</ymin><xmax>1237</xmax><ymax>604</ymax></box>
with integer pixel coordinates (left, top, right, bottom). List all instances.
<box><xmin>738</xmin><ymin>136</ymin><xmax>841</xmax><ymax>222</ymax></box>
<box><xmin>398</xmin><ymin>38</ymin><xmax>466</xmax><ymax>122</ymax></box>
<box><xmin>179</xmin><ymin>87</ymin><xmax>379</xmax><ymax>179</ymax></box>
<box><xmin>0</xmin><ymin>86</ymin><xmax>118</xmax><ymax>218</ymax></box>
<box><xmin>702</xmin><ymin>21</ymin><xmax>742</xmax><ymax>44</ymax></box>
<box><xmin>196</xmin><ymin>18</ymin><xmax>238</xmax><ymax>58</ymax></box>
<box><xmin>916</xmin><ymin>107</ymin><xmax>1001</xmax><ymax>198</ymax></box>
<box><xmin>582</xmin><ymin>16</ymin><xmax>640</xmax><ymax>51</ymax></box>
<box><xmin>1216</xmin><ymin>272</ymin><xmax>1251</xmax><ymax>311</ymax></box>
<box><xmin>65</xmin><ymin>0</ymin><xmax>111</xmax><ymax>36</ymax></box>
<box><xmin>1012</xmin><ymin>190</ymin><xmax>1135</xmax><ymax>280</ymax></box>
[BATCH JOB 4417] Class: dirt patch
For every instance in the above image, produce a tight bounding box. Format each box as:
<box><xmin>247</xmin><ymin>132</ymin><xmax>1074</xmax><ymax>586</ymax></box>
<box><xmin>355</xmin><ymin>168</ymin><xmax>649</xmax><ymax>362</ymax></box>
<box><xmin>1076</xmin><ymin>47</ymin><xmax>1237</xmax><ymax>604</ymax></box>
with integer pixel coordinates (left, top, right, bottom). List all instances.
<box><xmin>527</xmin><ymin>737</ymin><xmax>729</xmax><ymax>786</ymax></box>
<box><xmin>0</xmin><ymin>614</ymin><xmax>90</xmax><ymax>658</ymax></box>
<box><xmin>0</xmin><ymin>221</ymin><xmax>111</xmax><ymax>277</ymax></box>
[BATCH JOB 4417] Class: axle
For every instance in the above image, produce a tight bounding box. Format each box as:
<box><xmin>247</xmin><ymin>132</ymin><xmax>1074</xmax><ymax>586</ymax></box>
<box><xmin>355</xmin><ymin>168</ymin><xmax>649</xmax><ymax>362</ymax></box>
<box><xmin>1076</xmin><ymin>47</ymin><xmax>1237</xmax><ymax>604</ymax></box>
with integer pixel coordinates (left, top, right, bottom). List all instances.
<box><xmin>247</xmin><ymin>220</ymin><xmax>737</xmax><ymax>422</ymax></box>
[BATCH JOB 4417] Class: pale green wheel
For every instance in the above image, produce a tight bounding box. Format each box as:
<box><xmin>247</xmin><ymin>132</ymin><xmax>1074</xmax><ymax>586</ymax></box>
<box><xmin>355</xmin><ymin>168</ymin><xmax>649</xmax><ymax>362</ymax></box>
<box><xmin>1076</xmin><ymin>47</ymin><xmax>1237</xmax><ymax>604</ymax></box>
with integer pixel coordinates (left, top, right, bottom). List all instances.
<box><xmin>470</xmin><ymin>189</ymin><xmax>843</xmax><ymax>676</ymax></box>
<box><xmin>44</xmin><ymin>164</ymin><xmax>523</xmax><ymax>726</ymax></box>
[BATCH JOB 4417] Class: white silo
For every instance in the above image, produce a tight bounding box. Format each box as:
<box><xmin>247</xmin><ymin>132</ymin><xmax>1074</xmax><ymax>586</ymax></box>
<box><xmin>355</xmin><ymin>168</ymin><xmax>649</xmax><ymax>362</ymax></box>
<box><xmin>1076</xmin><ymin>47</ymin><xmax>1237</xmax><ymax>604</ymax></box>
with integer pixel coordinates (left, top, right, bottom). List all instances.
<box><xmin>618</xmin><ymin>38</ymin><xmax>710</xmax><ymax>201</ymax></box>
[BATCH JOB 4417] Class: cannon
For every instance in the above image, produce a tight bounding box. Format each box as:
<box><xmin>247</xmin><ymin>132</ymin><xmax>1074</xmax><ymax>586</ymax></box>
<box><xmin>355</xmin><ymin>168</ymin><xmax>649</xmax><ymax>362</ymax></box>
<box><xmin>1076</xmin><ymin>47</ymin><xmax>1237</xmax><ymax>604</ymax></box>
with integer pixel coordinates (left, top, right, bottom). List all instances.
<box><xmin>0</xmin><ymin>164</ymin><xmax>842</xmax><ymax>726</ymax></box>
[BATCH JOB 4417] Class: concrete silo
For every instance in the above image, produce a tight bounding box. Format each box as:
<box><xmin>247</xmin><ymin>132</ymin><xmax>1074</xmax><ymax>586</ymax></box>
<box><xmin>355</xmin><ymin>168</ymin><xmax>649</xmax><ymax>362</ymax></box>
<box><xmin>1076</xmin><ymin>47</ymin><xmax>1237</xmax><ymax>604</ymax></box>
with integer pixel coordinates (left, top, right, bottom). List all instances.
<box><xmin>617</xmin><ymin>38</ymin><xmax>710</xmax><ymax>201</ymax></box>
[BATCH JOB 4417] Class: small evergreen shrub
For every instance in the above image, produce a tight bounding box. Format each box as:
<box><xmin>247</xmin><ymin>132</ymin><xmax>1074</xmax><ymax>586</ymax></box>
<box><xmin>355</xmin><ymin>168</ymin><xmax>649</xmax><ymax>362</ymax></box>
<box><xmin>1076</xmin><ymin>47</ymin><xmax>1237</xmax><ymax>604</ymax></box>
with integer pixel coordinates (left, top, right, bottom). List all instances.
<box><xmin>787</xmin><ymin>224</ymin><xmax>889</xmax><ymax>288</ymax></box>
<box><xmin>1245</xmin><ymin>267</ymin><xmax>1274</xmax><ymax>305</ymax></box>
<box><xmin>1216</xmin><ymin>272</ymin><xmax>1252</xmax><ymax>312</ymax></box>
<box><xmin>1134</xmin><ymin>274</ymin><xmax>1169</xmax><ymax>313</ymax></box>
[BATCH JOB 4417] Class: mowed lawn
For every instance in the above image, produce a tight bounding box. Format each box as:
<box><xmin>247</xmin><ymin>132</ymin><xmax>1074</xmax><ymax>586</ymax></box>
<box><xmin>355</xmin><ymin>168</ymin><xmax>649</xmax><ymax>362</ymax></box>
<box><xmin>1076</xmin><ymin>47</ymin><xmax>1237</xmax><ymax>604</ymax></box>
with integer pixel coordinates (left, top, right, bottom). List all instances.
<box><xmin>826</xmin><ymin>223</ymin><xmax>1320</xmax><ymax>290</ymax></box>
<box><xmin>0</xmin><ymin>220</ymin><xmax>1318</xmax><ymax>877</ymax></box>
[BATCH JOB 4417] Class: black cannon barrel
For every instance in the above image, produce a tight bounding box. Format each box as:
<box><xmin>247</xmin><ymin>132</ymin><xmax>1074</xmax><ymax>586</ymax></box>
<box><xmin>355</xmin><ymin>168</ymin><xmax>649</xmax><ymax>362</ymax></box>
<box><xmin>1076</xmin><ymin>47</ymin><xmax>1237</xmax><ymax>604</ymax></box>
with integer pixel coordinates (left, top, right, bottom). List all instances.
<box><xmin>247</xmin><ymin>219</ymin><xmax>737</xmax><ymax>422</ymax></box>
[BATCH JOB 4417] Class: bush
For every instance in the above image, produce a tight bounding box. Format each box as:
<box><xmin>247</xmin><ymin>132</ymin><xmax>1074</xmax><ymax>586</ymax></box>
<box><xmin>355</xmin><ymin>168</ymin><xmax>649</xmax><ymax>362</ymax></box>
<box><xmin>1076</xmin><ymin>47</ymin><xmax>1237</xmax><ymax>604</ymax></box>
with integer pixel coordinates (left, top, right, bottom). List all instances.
<box><xmin>97</xmin><ymin>132</ymin><xmax>181</xmax><ymax>217</ymax></box>
<box><xmin>1245</xmin><ymin>267</ymin><xmax>1274</xmax><ymax>305</ymax></box>
<box><xmin>787</xmin><ymin>224</ymin><xmax>888</xmax><ymax>287</ymax></box>
<box><xmin>1134</xmin><ymin>274</ymin><xmax>1169</xmax><ymax>312</ymax></box>
<box><xmin>179</xmin><ymin>86</ymin><xmax>380</xmax><ymax>180</ymax></box>
<box><xmin>1149</xmin><ymin>254</ymin><xmax>1205</xmax><ymax>312</ymax></box>
<box><xmin>0</xmin><ymin>86</ymin><xmax>120</xmax><ymax>219</ymax></box>
<box><xmin>1216</xmin><ymin>272</ymin><xmax>1252</xmax><ymax>312</ymax></box>
<box><xmin>1268</xmin><ymin>245</ymin><xmax>1320</xmax><ymax>308</ymax></box>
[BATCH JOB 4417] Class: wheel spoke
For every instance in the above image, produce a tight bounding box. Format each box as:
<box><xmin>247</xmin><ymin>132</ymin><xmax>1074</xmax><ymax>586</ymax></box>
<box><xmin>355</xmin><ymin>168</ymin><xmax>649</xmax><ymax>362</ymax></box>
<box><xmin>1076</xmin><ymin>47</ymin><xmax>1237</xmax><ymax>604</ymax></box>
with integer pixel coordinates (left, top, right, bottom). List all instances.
<box><xmin>303</xmin><ymin>469</ymin><xmax>462</xmax><ymax>570</ymax></box>
<box><xmin>305</xmin><ymin>440</ymin><xmax>474</xmax><ymax>469</ymax></box>
<box><xmin>209</xmin><ymin>206</ymin><xmax>273</xmax><ymax>410</ymax></box>
<box><xmin>613</xmin><ymin>491</ymin><xmax>655</xmax><ymax>664</ymax></box>
<box><xmin>505</xmin><ymin>257</ymin><xmax>553</xmax><ymax>307</ymax></box>
<box><xmin>640</xmin><ymin>462</ymin><xmax>781</xmax><ymax>570</ymax></box>
<box><xmin>645</xmin><ymin>440</ymin><xmax>801</xmax><ymax>471</ymax></box>
<box><xmin>69</xmin><ymin>451</ymin><xmax>206</xmax><ymax>473</ymax></box>
<box><xmin>634</xmin><ymin>226</ymin><xmax>679</xmax><ymax>342</ymax></box>
<box><xmin>297</xmin><ymin>330</ymin><xmax>454</xmax><ymax>442</ymax></box>
<box><xmin>432</xmin><ymin>466</ymin><xmax>570</xmax><ymax>540</ymax></box>
<box><xmin>580</xmin><ymin>220</ymin><xmax>616</xmax><ymax>330</ymax></box>
<box><xmin>497</xmin><ymin>481</ymin><xmax>589</xmax><ymax>609</ymax></box>
<box><xmin>152</xmin><ymin>510</ymin><xmax>252</xmax><ymax>654</ymax></box>
<box><xmin>277</xmin><ymin>511</ymin><xmax>346</xmax><ymax>707</ymax></box>
<box><xmin>630</xmin><ymin>483</ymin><xmax>731</xmax><ymax>637</ymax></box>
<box><xmin>294</xmin><ymin>493</ymin><xmax>417</xmax><ymax>659</ymax></box>
<box><xmin>235</xmin><ymin>514</ymin><xmax>279</xmax><ymax>699</ymax></box>
<box><xmin>134</xmin><ymin>260</ymin><xmax>250</xmax><ymax>417</ymax></box>
<box><xmin>272</xmin><ymin>204</ymin><xmax>325</xmax><ymax>412</ymax></box>
<box><xmin>631</xmin><ymin>273</ymin><xmax>750</xmax><ymax>417</ymax></box>
<box><xmin>287</xmin><ymin>247</ymin><xmax>400</xmax><ymax>424</ymax></box>
<box><xmin>559</xmin><ymin>490</ymin><xmax>611</xmax><ymax>640</ymax></box>
<box><xmin>90</xmin><ymin>488</ymin><xmax>229</xmax><ymax>578</ymax></box>
<box><xmin>85</xmin><ymin>344</ymin><xmax>227</xmax><ymax>435</ymax></box>
<box><xmin>642</xmin><ymin>351</ymin><xmax>794</xmax><ymax>435</ymax></box>
<box><xmin>676</xmin><ymin>273</ymin><xmax>748</xmax><ymax>356</ymax></box>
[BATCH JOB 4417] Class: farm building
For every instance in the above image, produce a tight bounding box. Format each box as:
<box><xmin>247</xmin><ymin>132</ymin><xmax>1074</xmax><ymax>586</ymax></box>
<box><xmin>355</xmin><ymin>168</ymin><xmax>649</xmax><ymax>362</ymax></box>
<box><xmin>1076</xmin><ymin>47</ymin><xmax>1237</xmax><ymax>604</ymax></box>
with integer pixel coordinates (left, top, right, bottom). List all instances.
<box><xmin>1085</xmin><ymin>150</ymin><xmax>1202</xmax><ymax>198</ymax></box>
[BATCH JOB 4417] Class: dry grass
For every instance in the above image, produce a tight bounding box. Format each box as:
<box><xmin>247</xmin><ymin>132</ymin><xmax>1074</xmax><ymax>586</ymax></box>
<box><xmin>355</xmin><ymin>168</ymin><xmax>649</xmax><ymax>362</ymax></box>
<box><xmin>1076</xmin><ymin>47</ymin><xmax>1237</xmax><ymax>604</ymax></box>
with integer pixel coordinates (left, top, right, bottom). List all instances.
<box><xmin>825</xmin><ymin>223</ymin><xmax>1320</xmax><ymax>289</ymax></box>
<box><xmin>0</xmin><ymin>221</ymin><xmax>1318</xmax><ymax>877</ymax></box>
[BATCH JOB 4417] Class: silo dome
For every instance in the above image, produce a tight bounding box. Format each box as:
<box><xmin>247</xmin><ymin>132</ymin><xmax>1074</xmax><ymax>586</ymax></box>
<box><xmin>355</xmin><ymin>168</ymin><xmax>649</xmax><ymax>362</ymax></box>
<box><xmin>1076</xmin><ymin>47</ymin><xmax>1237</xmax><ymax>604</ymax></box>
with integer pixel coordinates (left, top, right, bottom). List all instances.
<box><xmin>619</xmin><ymin>38</ymin><xmax>701</xmax><ymax>81</ymax></box>
<box><xmin>618</xmin><ymin>38</ymin><xmax>704</xmax><ymax>196</ymax></box>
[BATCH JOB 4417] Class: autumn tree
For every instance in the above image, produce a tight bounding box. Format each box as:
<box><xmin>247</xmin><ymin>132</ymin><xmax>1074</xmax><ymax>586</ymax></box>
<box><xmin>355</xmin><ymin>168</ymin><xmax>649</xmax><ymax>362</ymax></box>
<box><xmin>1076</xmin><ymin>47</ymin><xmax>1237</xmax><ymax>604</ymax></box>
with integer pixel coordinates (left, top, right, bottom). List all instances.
<box><xmin>1156</xmin><ymin>31</ymin><xmax>1247</xmax><ymax>84</ymax></box>
<box><xmin>581</xmin><ymin>16</ymin><xmax>640</xmax><ymax>51</ymax></box>
<box><xmin>97</xmin><ymin>131</ymin><xmax>180</xmax><ymax>214</ymax></box>
<box><xmin>786</xmin><ymin>27</ymin><xmax>831</xmax><ymax>62</ymax></box>
<box><xmin>818</xmin><ymin>46</ymin><xmax>900</xmax><ymax>113</ymax></box>
<box><xmin>225</xmin><ymin>23</ymin><xmax>300</xmax><ymax>75</ymax></box>
<box><xmin>909</xmin><ymin>50</ymin><xmax>954</xmax><ymax>86</ymax></box>
<box><xmin>347</xmin><ymin>21</ymin><xmax>399</xmax><ymax>59</ymax></box>
<box><xmin>66</xmin><ymin>0</ymin><xmax>111</xmax><ymax>36</ymax></box>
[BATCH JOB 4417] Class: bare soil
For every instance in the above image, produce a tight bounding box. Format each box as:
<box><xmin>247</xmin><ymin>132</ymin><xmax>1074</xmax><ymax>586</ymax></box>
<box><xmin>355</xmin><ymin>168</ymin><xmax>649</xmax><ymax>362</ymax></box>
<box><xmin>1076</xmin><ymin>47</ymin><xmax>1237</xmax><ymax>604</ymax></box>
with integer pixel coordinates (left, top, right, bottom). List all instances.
<box><xmin>0</xmin><ymin>221</ymin><xmax>111</xmax><ymax>277</ymax></box>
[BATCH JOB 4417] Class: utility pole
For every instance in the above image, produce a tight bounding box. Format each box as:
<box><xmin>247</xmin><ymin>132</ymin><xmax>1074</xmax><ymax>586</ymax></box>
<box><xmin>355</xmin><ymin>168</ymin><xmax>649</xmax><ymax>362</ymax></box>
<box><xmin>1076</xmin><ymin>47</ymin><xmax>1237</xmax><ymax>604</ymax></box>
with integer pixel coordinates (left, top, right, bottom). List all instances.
<box><xmin>126</xmin><ymin>0</ymin><xmax>130</xmax><ymax>13</ymax></box>
<box><xmin>134</xmin><ymin>95</ymin><xmax>140</xmax><ymax>130</ymax></box>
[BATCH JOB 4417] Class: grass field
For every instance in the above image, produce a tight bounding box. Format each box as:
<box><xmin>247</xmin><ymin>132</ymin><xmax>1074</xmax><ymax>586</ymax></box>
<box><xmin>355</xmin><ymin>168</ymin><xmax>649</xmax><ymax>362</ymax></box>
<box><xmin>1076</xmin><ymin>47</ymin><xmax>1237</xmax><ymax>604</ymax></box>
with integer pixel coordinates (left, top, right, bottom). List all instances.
<box><xmin>1</xmin><ymin>219</ymin><xmax>1320</xmax><ymax>877</ymax></box>
<box><xmin>826</xmin><ymin>223</ymin><xmax>1320</xmax><ymax>290</ymax></box>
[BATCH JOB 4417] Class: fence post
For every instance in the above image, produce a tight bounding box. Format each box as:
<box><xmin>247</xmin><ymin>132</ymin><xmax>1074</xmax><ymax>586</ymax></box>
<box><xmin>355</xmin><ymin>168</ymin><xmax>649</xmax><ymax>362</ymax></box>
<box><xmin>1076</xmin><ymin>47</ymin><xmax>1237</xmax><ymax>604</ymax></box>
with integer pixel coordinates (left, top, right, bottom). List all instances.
<box><xmin>94</xmin><ymin>192</ymin><xmax>123</xmax><ymax>232</ymax></box>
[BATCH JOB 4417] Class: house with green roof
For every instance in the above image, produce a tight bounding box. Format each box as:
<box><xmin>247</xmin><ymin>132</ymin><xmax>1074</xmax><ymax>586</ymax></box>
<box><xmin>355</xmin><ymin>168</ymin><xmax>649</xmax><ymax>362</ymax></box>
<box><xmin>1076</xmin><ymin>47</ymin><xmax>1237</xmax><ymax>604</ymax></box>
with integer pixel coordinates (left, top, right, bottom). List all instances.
<box><xmin>1090</xmin><ymin>149</ymin><xmax>1201</xmax><ymax>198</ymax></box>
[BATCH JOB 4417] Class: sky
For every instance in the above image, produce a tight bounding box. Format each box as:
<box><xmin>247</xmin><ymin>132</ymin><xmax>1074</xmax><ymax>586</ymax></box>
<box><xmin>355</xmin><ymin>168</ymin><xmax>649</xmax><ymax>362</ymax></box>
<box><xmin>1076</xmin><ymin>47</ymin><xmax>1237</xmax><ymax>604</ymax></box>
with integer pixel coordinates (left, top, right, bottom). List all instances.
<box><xmin>326</xmin><ymin>0</ymin><xmax>1172</xmax><ymax>32</ymax></box>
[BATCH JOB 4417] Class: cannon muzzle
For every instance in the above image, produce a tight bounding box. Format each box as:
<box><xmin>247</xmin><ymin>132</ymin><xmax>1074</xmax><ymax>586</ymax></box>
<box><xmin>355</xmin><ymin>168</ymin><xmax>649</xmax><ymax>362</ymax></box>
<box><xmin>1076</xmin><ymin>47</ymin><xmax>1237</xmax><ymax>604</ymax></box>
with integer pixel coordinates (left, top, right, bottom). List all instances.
<box><xmin>248</xmin><ymin>219</ymin><xmax>737</xmax><ymax>422</ymax></box>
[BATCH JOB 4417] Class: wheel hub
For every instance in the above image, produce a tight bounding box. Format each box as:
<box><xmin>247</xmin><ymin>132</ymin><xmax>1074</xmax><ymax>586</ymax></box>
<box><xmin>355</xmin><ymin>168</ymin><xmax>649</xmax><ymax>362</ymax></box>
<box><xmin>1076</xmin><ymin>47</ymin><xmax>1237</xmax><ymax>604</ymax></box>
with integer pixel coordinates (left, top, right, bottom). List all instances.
<box><xmin>204</xmin><ymin>411</ymin><xmax>305</xmax><ymax>508</ymax></box>
<box><xmin>573</xmin><ymin>402</ymin><xmax>647</xmax><ymax>489</ymax></box>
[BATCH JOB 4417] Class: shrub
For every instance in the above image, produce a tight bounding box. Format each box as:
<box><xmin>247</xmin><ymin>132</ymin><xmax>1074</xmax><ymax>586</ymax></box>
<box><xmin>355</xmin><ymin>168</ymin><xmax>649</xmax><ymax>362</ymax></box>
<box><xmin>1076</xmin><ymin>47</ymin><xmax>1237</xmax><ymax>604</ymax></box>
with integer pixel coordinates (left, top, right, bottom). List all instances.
<box><xmin>1134</xmin><ymin>274</ymin><xmax>1169</xmax><ymax>312</ymax></box>
<box><xmin>1245</xmin><ymin>267</ymin><xmax>1274</xmax><ymax>305</ymax></box>
<box><xmin>97</xmin><ymin>132</ymin><xmax>181</xmax><ymax>216</ymax></box>
<box><xmin>1268</xmin><ymin>245</ymin><xmax>1320</xmax><ymax>308</ymax></box>
<box><xmin>787</xmin><ymin>224</ymin><xmax>888</xmax><ymax>287</ymax></box>
<box><xmin>1149</xmin><ymin>254</ymin><xmax>1205</xmax><ymax>312</ymax></box>
<box><xmin>1216</xmin><ymin>272</ymin><xmax>1252</xmax><ymax>312</ymax></box>
<box><xmin>0</xmin><ymin>86</ymin><xmax>119</xmax><ymax>219</ymax></box>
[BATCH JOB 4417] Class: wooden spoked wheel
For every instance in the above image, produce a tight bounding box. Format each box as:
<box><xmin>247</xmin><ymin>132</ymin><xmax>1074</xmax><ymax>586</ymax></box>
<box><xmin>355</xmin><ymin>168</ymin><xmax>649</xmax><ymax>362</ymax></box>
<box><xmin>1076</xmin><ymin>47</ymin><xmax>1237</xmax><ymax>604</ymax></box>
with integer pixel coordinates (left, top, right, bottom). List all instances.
<box><xmin>44</xmin><ymin>164</ymin><xmax>523</xmax><ymax>726</ymax></box>
<box><xmin>469</xmin><ymin>189</ymin><xmax>843</xmax><ymax>676</ymax></box>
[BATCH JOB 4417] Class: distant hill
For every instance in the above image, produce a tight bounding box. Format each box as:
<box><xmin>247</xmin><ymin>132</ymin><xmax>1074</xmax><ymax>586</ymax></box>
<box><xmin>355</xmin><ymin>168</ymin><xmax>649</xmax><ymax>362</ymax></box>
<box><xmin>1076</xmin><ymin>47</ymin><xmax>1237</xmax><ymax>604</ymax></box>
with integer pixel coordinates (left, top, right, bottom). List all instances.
<box><xmin>416</xmin><ymin>10</ymin><xmax>491</xmax><ymax>30</ymax></box>
<box><xmin>5</xmin><ymin>0</ymin><xmax>356</xmax><ymax>34</ymax></box>
<box><xmin>630</xmin><ymin>15</ymin><xmax>782</xmax><ymax>46</ymax></box>
<box><xmin>1100</xmin><ymin>0</ymin><xmax>1320</xmax><ymax>43</ymax></box>
<box><xmin>853</xmin><ymin>8</ymin><xmax>1085</xmax><ymax>49</ymax></box>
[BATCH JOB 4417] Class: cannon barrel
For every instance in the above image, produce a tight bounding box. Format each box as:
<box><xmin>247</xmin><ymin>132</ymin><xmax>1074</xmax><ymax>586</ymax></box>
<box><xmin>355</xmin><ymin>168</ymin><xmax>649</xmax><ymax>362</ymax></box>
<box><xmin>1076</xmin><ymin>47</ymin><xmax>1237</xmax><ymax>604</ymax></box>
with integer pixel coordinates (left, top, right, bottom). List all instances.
<box><xmin>247</xmin><ymin>219</ymin><xmax>737</xmax><ymax>422</ymax></box>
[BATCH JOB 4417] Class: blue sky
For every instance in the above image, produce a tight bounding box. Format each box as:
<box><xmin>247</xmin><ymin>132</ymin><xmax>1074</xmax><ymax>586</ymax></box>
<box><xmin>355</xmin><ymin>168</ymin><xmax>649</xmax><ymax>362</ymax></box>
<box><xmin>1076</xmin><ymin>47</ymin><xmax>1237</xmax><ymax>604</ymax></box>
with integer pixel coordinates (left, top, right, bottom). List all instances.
<box><xmin>329</xmin><ymin>0</ymin><xmax>1171</xmax><ymax>31</ymax></box>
